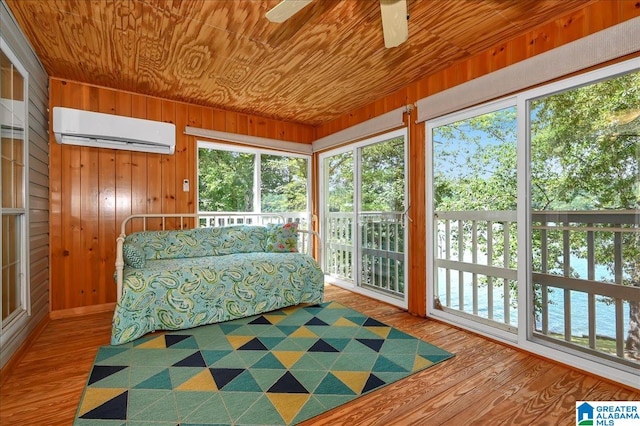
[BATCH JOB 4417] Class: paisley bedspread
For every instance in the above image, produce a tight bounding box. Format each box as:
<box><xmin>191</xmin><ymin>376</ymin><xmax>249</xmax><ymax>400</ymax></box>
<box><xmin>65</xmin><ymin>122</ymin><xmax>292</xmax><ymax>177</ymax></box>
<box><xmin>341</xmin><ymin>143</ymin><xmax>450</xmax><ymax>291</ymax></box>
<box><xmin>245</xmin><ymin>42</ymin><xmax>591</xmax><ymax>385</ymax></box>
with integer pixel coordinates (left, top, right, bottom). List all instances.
<box><xmin>111</xmin><ymin>223</ymin><xmax>324</xmax><ymax>345</ymax></box>
<box><xmin>111</xmin><ymin>251</ymin><xmax>324</xmax><ymax>344</ymax></box>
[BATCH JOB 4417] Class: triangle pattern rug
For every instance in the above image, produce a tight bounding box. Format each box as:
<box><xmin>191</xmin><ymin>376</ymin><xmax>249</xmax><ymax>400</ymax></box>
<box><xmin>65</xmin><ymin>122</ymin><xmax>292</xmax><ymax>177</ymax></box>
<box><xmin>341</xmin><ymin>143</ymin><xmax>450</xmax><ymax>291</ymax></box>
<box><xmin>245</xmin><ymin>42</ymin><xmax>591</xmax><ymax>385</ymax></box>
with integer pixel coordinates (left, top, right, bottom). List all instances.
<box><xmin>74</xmin><ymin>301</ymin><xmax>454</xmax><ymax>425</ymax></box>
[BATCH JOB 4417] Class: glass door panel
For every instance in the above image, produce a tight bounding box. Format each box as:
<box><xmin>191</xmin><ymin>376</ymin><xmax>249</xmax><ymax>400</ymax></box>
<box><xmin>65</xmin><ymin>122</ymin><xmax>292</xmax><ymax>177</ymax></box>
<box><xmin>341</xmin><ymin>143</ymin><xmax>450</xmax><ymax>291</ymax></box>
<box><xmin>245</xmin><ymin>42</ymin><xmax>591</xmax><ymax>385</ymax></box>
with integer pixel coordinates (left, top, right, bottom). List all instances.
<box><xmin>529</xmin><ymin>70</ymin><xmax>640</xmax><ymax>367</ymax></box>
<box><xmin>359</xmin><ymin>137</ymin><xmax>406</xmax><ymax>298</ymax></box>
<box><xmin>323</xmin><ymin>151</ymin><xmax>354</xmax><ymax>281</ymax></box>
<box><xmin>321</xmin><ymin>129</ymin><xmax>408</xmax><ymax>305</ymax></box>
<box><xmin>431</xmin><ymin>104</ymin><xmax>518</xmax><ymax>334</ymax></box>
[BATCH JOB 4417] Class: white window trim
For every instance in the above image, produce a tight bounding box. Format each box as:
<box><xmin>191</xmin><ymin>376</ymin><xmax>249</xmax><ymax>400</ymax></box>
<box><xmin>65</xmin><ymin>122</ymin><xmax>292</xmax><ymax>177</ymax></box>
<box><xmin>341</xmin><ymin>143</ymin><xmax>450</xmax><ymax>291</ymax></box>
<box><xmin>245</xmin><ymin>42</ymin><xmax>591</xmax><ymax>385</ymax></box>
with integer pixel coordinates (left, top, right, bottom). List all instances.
<box><xmin>0</xmin><ymin>36</ymin><xmax>31</xmax><ymax>344</ymax></box>
<box><xmin>196</xmin><ymin>140</ymin><xmax>313</xmax><ymax>219</ymax></box>
<box><xmin>425</xmin><ymin>57</ymin><xmax>640</xmax><ymax>390</ymax></box>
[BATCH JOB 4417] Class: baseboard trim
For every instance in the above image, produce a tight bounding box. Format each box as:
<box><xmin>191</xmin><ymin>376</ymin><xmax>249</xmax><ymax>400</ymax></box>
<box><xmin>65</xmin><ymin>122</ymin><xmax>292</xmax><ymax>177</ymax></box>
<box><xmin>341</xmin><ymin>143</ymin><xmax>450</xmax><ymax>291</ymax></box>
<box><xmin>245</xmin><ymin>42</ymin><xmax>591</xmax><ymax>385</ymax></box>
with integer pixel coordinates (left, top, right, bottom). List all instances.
<box><xmin>49</xmin><ymin>303</ymin><xmax>115</xmax><ymax>320</ymax></box>
<box><xmin>0</xmin><ymin>314</ymin><xmax>49</xmax><ymax>387</ymax></box>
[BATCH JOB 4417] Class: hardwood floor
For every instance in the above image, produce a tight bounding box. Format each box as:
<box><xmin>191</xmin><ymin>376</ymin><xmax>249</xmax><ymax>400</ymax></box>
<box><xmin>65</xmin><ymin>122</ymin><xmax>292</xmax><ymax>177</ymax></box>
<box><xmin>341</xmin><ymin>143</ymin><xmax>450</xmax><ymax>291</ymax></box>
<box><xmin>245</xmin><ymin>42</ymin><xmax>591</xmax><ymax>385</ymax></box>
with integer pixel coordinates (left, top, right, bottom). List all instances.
<box><xmin>1</xmin><ymin>284</ymin><xmax>638</xmax><ymax>425</ymax></box>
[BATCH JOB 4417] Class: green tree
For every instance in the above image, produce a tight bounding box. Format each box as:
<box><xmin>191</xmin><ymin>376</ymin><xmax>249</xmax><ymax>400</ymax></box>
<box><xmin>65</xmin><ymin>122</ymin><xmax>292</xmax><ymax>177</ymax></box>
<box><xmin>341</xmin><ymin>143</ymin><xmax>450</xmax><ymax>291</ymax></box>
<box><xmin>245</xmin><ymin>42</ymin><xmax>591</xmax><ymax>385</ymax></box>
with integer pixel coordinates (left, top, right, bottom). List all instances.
<box><xmin>361</xmin><ymin>137</ymin><xmax>405</xmax><ymax>212</ymax></box>
<box><xmin>261</xmin><ymin>155</ymin><xmax>308</xmax><ymax>212</ymax></box>
<box><xmin>199</xmin><ymin>149</ymin><xmax>309</xmax><ymax>214</ymax></box>
<box><xmin>198</xmin><ymin>148</ymin><xmax>254</xmax><ymax>212</ymax></box>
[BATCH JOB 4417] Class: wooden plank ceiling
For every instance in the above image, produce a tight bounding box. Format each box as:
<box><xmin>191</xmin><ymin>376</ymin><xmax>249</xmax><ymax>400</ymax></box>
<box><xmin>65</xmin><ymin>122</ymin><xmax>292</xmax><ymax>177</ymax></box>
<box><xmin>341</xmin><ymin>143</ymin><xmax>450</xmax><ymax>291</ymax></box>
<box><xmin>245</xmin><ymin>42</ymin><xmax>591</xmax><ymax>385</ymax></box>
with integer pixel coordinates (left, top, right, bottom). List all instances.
<box><xmin>7</xmin><ymin>0</ymin><xmax>595</xmax><ymax>126</ymax></box>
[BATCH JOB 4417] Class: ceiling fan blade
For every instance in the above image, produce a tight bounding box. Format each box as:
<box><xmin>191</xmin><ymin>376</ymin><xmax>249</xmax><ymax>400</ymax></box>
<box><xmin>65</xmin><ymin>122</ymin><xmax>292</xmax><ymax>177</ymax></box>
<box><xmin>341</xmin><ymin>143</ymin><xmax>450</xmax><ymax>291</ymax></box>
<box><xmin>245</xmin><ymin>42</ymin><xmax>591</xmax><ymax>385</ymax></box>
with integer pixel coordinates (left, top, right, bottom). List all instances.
<box><xmin>266</xmin><ymin>0</ymin><xmax>314</xmax><ymax>23</ymax></box>
<box><xmin>380</xmin><ymin>0</ymin><xmax>408</xmax><ymax>48</ymax></box>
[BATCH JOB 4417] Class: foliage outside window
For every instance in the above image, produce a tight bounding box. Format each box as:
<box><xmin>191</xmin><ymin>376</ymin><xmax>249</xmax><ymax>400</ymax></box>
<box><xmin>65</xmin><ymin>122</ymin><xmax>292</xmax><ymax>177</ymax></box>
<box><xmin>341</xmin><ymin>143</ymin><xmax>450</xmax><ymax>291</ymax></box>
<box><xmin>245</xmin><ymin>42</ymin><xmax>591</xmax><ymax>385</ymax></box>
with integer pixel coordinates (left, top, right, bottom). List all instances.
<box><xmin>198</xmin><ymin>144</ymin><xmax>310</xmax><ymax>215</ymax></box>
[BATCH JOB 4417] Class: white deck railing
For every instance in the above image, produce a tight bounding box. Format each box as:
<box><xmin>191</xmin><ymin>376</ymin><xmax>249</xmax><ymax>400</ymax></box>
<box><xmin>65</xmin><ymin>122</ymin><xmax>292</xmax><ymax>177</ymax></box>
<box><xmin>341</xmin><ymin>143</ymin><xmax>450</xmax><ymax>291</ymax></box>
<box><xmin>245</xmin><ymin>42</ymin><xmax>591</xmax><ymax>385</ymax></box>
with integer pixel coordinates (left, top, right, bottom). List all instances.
<box><xmin>435</xmin><ymin>209</ymin><xmax>639</xmax><ymax>366</ymax></box>
<box><xmin>326</xmin><ymin>211</ymin><xmax>405</xmax><ymax>298</ymax></box>
<box><xmin>435</xmin><ymin>210</ymin><xmax>518</xmax><ymax>332</ymax></box>
<box><xmin>532</xmin><ymin>210</ymin><xmax>639</xmax><ymax>366</ymax></box>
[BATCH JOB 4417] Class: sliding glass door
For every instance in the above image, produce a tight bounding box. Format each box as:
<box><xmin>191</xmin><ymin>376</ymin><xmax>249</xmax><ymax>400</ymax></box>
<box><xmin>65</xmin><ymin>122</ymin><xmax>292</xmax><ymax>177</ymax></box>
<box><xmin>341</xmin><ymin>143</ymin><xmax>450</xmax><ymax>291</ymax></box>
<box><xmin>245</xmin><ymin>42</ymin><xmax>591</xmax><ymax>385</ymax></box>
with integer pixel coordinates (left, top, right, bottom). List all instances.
<box><xmin>428</xmin><ymin>100</ymin><xmax>518</xmax><ymax>339</ymax></box>
<box><xmin>527</xmin><ymin>68</ymin><xmax>640</xmax><ymax>368</ymax></box>
<box><xmin>427</xmin><ymin>59</ymin><xmax>639</xmax><ymax>383</ymax></box>
<box><xmin>320</xmin><ymin>129</ymin><xmax>408</xmax><ymax>307</ymax></box>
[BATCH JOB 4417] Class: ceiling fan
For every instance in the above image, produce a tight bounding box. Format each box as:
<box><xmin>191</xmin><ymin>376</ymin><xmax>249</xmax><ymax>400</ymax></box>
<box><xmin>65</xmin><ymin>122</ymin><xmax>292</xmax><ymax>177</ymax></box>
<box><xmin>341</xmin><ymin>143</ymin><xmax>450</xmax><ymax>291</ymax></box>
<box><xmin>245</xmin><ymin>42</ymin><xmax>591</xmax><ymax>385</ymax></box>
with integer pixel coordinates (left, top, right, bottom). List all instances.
<box><xmin>266</xmin><ymin>0</ymin><xmax>409</xmax><ymax>48</ymax></box>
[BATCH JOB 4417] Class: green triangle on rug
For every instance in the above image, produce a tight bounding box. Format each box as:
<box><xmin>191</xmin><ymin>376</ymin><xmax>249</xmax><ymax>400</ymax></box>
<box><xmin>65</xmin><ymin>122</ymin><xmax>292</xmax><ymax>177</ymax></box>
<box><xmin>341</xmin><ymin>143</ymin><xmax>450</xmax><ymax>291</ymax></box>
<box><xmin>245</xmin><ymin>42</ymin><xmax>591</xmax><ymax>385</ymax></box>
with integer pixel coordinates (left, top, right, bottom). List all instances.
<box><xmin>74</xmin><ymin>301</ymin><xmax>454</xmax><ymax>425</ymax></box>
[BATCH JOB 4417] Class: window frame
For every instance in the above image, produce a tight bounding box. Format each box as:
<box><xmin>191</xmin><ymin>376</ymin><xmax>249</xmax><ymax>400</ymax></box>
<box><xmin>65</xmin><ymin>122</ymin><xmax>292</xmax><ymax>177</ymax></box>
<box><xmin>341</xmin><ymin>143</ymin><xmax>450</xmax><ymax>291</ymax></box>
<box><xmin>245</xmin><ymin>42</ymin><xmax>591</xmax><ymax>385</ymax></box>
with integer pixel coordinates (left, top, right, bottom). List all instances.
<box><xmin>196</xmin><ymin>140</ymin><xmax>312</xmax><ymax>218</ymax></box>
<box><xmin>426</xmin><ymin>97</ymin><xmax>518</xmax><ymax>343</ymax></box>
<box><xmin>1</xmin><ymin>36</ymin><xmax>30</xmax><ymax>339</ymax></box>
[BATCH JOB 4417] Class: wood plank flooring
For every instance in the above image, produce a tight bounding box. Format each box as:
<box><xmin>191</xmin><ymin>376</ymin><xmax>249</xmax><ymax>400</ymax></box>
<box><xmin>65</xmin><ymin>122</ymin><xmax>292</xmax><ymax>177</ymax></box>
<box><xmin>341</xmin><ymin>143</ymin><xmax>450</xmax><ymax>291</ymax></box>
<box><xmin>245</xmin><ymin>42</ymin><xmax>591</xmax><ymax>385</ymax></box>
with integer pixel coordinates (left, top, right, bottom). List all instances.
<box><xmin>1</xmin><ymin>284</ymin><xmax>638</xmax><ymax>425</ymax></box>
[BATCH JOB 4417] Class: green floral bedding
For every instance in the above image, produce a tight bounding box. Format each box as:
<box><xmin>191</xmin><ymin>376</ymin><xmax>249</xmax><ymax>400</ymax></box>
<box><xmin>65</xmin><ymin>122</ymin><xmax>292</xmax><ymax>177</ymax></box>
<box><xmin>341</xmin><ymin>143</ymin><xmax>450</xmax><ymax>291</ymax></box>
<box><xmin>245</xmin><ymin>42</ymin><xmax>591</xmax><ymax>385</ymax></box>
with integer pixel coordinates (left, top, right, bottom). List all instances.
<box><xmin>111</xmin><ymin>224</ymin><xmax>324</xmax><ymax>345</ymax></box>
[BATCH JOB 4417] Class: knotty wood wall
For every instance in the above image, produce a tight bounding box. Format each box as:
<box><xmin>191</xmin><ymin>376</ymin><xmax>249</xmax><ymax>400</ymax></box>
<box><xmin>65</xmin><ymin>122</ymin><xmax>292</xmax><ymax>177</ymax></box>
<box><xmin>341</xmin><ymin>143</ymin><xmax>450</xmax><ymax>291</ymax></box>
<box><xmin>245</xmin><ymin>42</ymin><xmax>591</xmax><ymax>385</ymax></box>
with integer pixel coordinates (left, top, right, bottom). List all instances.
<box><xmin>48</xmin><ymin>79</ymin><xmax>315</xmax><ymax>312</ymax></box>
<box><xmin>315</xmin><ymin>0</ymin><xmax>640</xmax><ymax>316</ymax></box>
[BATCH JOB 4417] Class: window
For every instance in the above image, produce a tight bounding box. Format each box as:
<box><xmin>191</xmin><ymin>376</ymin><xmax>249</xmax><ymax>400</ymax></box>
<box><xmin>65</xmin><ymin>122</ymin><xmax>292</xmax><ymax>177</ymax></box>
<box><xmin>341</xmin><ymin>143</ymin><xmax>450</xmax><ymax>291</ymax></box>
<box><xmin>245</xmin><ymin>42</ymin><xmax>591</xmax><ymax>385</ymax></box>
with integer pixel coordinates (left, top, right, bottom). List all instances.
<box><xmin>1</xmin><ymin>42</ymin><xmax>28</xmax><ymax>331</ymax></box>
<box><xmin>197</xmin><ymin>142</ymin><xmax>311</xmax><ymax>227</ymax></box>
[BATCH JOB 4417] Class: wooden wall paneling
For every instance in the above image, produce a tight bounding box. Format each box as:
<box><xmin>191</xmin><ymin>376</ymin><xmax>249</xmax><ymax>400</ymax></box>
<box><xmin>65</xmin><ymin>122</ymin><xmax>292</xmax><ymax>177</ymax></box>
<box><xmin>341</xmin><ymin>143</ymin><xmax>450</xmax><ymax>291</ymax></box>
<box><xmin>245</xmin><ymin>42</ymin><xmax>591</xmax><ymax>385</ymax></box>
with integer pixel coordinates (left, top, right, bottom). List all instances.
<box><xmin>249</xmin><ymin>116</ymin><xmax>261</xmax><ymax>137</ymax></box>
<box><xmin>507</xmin><ymin>33</ymin><xmax>529</xmax><ymax>65</ymax></box>
<box><xmin>197</xmin><ymin>106</ymin><xmax>211</xmax><ymax>130</ymax></box>
<box><xmin>525</xmin><ymin>23</ymin><xmax>554</xmax><ymax>58</ymax></box>
<box><xmin>49</xmin><ymin>79</ymin><xmax>63</xmax><ymax>311</ymax></box>
<box><xmin>161</xmin><ymin>100</ymin><xmax>177</xmax><ymax>229</ymax></box>
<box><xmin>490</xmin><ymin>44</ymin><xmax>509</xmax><ymax>73</ymax></box>
<box><xmin>620</xmin><ymin>0</ymin><xmax>640</xmax><ymax>20</ymax></box>
<box><xmin>461</xmin><ymin>56</ymin><xmax>481</xmax><ymax>85</ymax></box>
<box><xmin>61</xmin><ymin>82</ymin><xmax>84</xmax><ymax>309</ymax></box>
<box><xmin>275</xmin><ymin>120</ymin><xmax>285</xmax><ymax>141</ymax></box>
<box><xmin>174</xmin><ymin>102</ymin><xmax>190</xmax><ymax>218</ymax></box>
<box><xmin>213</xmin><ymin>108</ymin><xmax>225</xmax><ymax>132</ymax></box>
<box><xmin>145</xmin><ymin>98</ymin><xmax>163</xmax><ymax>230</ymax></box>
<box><xmin>79</xmin><ymin>140</ymin><xmax>99</xmax><ymax>306</ymax></box>
<box><xmin>97</xmin><ymin>88</ymin><xmax>117</xmax><ymax>304</ymax></box>
<box><xmin>225</xmin><ymin>110</ymin><xmax>238</xmax><ymax>134</ymax></box>
<box><xmin>188</xmin><ymin>105</ymin><xmax>203</xmax><ymax>227</ymax></box>
<box><xmin>130</xmin><ymin>93</ymin><xmax>148</xmax><ymax>233</ymax></box>
<box><xmin>266</xmin><ymin>118</ymin><xmax>277</xmax><ymax>140</ymax></box>
<box><xmin>237</xmin><ymin>113</ymin><xmax>249</xmax><ymax>137</ymax></box>
<box><xmin>554</xmin><ymin>8</ymin><xmax>588</xmax><ymax>47</ymax></box>
<box><xmin>585</xmin><ymin>1</ymin><xmax>615</xmax><ymax>33</ymax></box>
<box><xmin>408</xmin><ymin>117</ymin><xmax>426</xmax><ymax>316</ymax></box>
<box><xmin>115</xmin><ymin>92</ymin><xmax>133</xmax><ymax>238</ymax></box>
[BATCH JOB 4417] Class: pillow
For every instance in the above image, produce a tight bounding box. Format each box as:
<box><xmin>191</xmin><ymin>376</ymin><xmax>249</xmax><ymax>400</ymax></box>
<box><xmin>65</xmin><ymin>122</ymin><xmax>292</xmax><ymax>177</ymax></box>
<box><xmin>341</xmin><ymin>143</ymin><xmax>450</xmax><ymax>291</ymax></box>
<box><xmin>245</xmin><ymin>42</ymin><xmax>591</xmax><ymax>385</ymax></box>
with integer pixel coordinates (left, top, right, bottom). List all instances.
<box><xmin>266</xmin><ymin>222</ymin><xmax>299</xmax><ymax>253</ymax></box>
<box><xmin>123</xmin><ymin>242</ymin><xmax>146</xmax><ymax>268</ymax></box>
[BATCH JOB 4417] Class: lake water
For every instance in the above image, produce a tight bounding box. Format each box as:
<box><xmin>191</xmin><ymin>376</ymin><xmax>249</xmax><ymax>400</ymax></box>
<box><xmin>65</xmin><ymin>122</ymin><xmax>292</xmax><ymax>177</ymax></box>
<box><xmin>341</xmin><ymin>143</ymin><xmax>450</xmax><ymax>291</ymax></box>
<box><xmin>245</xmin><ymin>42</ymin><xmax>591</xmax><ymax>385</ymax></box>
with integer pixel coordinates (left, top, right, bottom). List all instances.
<box><xmin>437</xmin><ymin>257</ymin><xmax>631</xmax><ymax>338</ymax></box>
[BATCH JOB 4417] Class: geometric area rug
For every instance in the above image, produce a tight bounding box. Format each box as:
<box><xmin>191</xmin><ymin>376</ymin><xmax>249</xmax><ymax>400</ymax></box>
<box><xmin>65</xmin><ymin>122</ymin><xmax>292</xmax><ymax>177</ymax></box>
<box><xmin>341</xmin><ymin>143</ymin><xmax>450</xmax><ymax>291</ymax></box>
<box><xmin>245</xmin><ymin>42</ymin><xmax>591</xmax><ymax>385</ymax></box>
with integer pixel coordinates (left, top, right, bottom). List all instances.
<box><xmin>74</xmin><ymin>301</ymin><xmax>454</xmax><ymax>425</ymax></box>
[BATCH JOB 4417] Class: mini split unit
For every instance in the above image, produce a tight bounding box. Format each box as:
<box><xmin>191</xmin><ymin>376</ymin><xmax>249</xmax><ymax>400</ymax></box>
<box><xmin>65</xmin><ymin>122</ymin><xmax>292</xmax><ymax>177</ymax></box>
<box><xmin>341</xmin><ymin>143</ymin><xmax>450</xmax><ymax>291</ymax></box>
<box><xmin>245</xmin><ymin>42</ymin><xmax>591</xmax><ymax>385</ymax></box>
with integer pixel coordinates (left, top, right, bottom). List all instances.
<box><xmin>52</xmin><ymin>107</ymin><xmax>176</xmax><ymax>155</ymax></box>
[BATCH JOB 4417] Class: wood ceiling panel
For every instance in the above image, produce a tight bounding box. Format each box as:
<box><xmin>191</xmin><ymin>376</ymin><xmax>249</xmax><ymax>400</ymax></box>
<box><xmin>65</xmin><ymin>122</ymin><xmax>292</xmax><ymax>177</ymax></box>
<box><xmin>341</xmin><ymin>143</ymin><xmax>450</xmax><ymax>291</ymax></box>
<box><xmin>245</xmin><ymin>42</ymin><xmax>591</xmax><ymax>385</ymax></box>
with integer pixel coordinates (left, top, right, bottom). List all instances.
<box><xmin>6</xmin><ymin>0</ymin><xmax>602</xmax><ymax>125</ymax></box>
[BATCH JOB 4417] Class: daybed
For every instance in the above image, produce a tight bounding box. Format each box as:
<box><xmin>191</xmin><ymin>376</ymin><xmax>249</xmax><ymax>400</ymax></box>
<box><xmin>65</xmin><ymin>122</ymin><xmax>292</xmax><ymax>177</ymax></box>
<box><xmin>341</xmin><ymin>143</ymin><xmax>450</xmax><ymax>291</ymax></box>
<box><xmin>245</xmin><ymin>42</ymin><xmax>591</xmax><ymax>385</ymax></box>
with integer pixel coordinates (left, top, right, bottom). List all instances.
<box><xmin>112</xmin><ymin>214</ymin><xmax>324</xmax><ymax>345</ymax></box>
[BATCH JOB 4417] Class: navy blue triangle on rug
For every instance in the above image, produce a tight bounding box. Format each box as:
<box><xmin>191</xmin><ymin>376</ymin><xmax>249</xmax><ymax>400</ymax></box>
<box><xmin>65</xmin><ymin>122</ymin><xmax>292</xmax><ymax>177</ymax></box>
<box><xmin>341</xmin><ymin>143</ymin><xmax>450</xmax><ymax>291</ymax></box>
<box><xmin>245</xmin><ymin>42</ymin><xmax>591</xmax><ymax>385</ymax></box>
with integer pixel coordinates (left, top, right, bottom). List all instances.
<box><xmin>74</xmin><ymin>301</ymin><xmax>454</xmax><ymax>425</ymax></box>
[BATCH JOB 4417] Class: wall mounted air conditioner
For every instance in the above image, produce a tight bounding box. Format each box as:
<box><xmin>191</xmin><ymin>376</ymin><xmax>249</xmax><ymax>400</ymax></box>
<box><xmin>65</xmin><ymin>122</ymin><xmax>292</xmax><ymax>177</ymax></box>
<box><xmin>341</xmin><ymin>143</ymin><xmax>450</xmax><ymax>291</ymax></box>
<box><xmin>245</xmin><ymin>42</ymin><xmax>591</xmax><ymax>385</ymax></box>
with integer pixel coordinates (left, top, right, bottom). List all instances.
<box><xmin>52</xmin><ymin>107</ymin><xmax>176</xmax><ymax>154</ymax></box>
